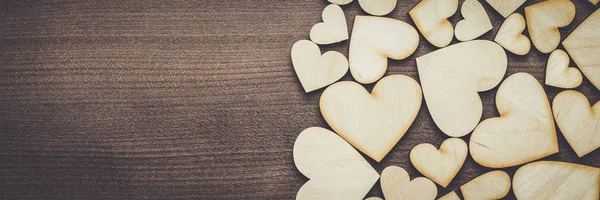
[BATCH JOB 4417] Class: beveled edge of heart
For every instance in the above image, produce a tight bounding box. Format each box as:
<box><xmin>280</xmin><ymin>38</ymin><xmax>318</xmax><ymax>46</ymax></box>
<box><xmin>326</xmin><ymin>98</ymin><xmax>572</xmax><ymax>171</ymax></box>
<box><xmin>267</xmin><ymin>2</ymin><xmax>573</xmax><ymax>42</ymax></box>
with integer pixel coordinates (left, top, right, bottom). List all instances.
<box><xmin>409</xmin><ymin>138</ymin><xmax>468</xmax><ymax>187</ymax></box>
<box><xmin>552</xmin><ymin>90</ymin><xmax>600</xmax><ymax>157</ymax></box>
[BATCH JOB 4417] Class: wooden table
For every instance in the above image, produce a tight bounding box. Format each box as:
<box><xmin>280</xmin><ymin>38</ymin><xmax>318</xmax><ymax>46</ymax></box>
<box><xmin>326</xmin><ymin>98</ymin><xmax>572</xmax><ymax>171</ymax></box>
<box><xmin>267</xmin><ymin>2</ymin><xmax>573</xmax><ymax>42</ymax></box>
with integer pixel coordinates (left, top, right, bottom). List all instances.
<box><xmin>1</xmin><ymin>0</ymin><xmax>599</xmax><ymax>199</ymax></box>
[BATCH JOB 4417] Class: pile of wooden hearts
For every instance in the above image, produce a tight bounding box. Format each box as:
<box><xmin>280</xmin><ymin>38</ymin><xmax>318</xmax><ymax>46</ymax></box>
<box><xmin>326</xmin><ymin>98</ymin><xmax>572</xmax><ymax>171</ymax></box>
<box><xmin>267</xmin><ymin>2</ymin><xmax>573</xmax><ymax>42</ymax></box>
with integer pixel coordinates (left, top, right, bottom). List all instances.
<box><xmin>291</xmin><ymin>0</ymin><xmax>600</xmax><ymax>199</ymax></box>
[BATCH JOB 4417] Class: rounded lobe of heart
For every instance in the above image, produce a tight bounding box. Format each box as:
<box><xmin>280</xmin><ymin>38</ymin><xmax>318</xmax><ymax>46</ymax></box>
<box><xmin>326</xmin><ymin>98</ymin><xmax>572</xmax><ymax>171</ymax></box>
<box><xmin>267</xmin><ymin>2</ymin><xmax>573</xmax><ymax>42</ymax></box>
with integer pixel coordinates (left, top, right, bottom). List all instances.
<box><xmin>513</xmin><ymin>161</ymin><xmax>600</xmax><ymax>200</ymax></box>
<box><xmin>328</xmin><ymin>0</ymin><xmax>353</xmax><ymax>5</ymax></box>
<box><xmin>381</xmin><ymin>166</ymin><xmax>438</xmax><ymax>200</ymax></box>
<box><xmin>409</xmin><ymin>138</ymin><xmax>468</xmax><ymax>187</ymax></box>
<box><xmin>291</xmin><ymin>40</ymin><xmax>349</xmax><ymax>93</ymax></box>
<box><xmin>358</xmin><ymin>0</ymin><xmax>397</xmax><ymax>16</ymax></box>
<box><xmin>293</xmin><ymin>127</ymin><xmax>380</xmax><ymax>200</ymax></box>
<box><xmin>320</xmin><ymin>75</ymin><xmax>422</xmax><ymax>162</ymax></box>
<box><xmin>349</xmin><ymin>16</ymin><xmax>419</xmax><ymax>84</ymax></box>
<box><xmin>460</xmin><ymin>171</ymin><xmax>511</xmax><ymax>200</ymax></box>
<box><xmin>455</xmin><ymin>0</ymin><xmax>493</xmax><ymax>41</ymax></box>
<box><xmin>469</xmin><ymin>73</ymin><xmax>558</xmax><ymax>168</ymax></box>
<box><xmin>552</xmin><ymin>90</ymin><xmax>600</xmax><ymax>157</ymax></box>
<box><xmin>494</xmin><ymin>13</ymin><xmax>531</xmax><ymax>56</ymax></box>
<box><xmin>417</xmin><ymin>40</ymin><xmax>507</xmax><ymax>137</ymax></box>
<box><xmin>310</xmin><ymin>4</ymin><xmax>349</xmax><ymax>45</ymax></box>
<box><xmin>409</xmin><ymin>0</ymin><xmax>458</xmax><ymax>47</ymax></box>
<box><xmin>525</xmin><ymin>0</ymin><xmax>575</xmax><ymax>53</ymax></box>
<box><xmin>545</xmin><ymin>50</ymin><xmax>582</xmax><ymax>88</ymax></box>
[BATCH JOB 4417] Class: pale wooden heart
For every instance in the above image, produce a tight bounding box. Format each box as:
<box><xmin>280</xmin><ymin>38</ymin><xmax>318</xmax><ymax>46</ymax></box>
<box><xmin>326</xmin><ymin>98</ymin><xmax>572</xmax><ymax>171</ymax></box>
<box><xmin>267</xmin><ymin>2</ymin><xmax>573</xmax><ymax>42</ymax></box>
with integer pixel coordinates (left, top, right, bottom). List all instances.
<box><xmin>349</xmin><ymin>16</ymin><xmax>419</xmax><ymax>84</ymax></box>
<box><xmin>590</xmin><ymin>0</ymin><xmax>599</xmax><ymax>5</ymax></box>
<box><xmin>485</xmin><ymin>0</ymin><xmax>526</xmax><ymax>18</ymax></box>
<box><xmin>409</xmin><ymin>0</ymin><xmax>458</xmax><ymax>47</ymax></box>
<box><xmin>410</xmin><ymin>138</ymin><xmax>467</xmax><ymax>187</ymax></box>
<box><xmin>494</xmin><ymin>13</ymin><xmax>531</xmax><ymax>55</ymax></box>
<box><xmin>545</xmin><ymin>49</ymin><xmax>582</xmax><ymax>88</ymax></box>
<box><xmin>553</xmin><ymin>90</ymin><xmax>600</xmax><ymax>157</ymax></box>
<box><xmin>381</xmin><ymin>166</ymin><xmax>437</xmax><ymax>200</ymax></box>
<box><xmin>455</xmin><ymin>0</ymin><xmax>492</xmax><ymax>41</ymax></box>
<box><xmin>291</xmin><ymin>40</ymin><xmax>348</xmax><ymax>93</ymax></box>
<box><xmin>438</xmin><ymin>192</ymin><xmax>460</xmax><ymax>200</ymax></box>
<box><xmin>417</xmin><ymin>40</ymin><xmax>507</xmax><ymax>137</ymax></box>
<box><xmin>320</xmin><ymin>75</ymin><xmax>422</xmax><ymax>162</ymax></box>
<box><xmin>525</xmin><ymin>0</ymin><xmax>575</xmax><ymax>53</ymax></box>
<box><xmin>294</xmin><ymin>127</ymin><xmax>380</xmax><ymax>200</ymax></box>
<box><xmin>460</xmin><ymin>171</ymin><xmax>511</xmax><ymax>200</ymax></box>
<box><xmin>310</xmin><ymin>4</ymin><xmax>348</xmax><ymax>45</ymax></box>
<box><xmin>563</xmin><ymin>9</ymin><xmax>600</xmax><ymax>91</ymax></box>
<box><xmin>358</xmin><ymin>0</ymin><xmax>397</xmax><ymax>16</ymax></box>
<box><xmin>513</xmin><ymin>161</ymin><xmax>600</xmax><ymax>200</ymax></box>
<box><xmin>328</xmin><ymin>0</ymin><xmax>353</xmax><ymax>5</ymax></box>
<box><xmin>470</xmin><ymin>73</ymin><xmax>558</xmax><ymax>168</ymax></box>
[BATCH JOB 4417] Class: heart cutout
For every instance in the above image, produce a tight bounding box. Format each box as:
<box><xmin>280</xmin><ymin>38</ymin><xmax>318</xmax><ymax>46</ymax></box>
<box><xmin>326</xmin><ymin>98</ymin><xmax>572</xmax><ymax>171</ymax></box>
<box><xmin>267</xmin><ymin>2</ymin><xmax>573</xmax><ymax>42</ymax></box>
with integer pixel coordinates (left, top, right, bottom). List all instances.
<box><xmin>381</xmin><ymin>166</ymin><xmax>437</xmax><ymax>200</ymax></box>
<box><xmin>409</xmin><ymin>0</ymin><xmax>458</xmax><ymax>47</ymax></box>
<box><xmin>438</xmin><ymin>192</ymin><xmax>460</xmax><ymax>200</ymax></box>
<box><xmin>485</xmin><ymin>0</ymin><xmax>526</xmax><ymax>18</ymax></box>
<box><xmin>590</xmin><ymin>0</ymin><xmax>599</xmax><ymax>5</ymax></box>
<box><xmin>525</xmin><ymin>0</ymin><xmax>575</xmax><ymax>53</ymax></box>
<box><xmin>563</xmin><ymin>9</ymin><xmax>600</xmax><ymax>91</ymax></box>
<box><xmin>514</xmin><ymin>161</ymin><xmax>600</xmax><ymax>200</ymax></box>
<box><xmin>291</xmin><ymin>40</ymin><xmax>348</xmax><ymax>93</ymax></box>
<box><xmin>327</xmin><ymin>0</ymin><xmax>353</xmax><ymax>5</ymax></box>
<box><xmin>410</xmin><ymin>138</ymin><xmax>468</xmax><ymax>187</ymax></box>
<box><xmin>553</xmin><ymin>90</ymin><xmax>600</xmax><ymax>157</ymax></box>
<box><xmin>545</xmin><ymin>49</ymin><xmax>582</xmax><ymax>88</ymax></box>
<box><xmin>455</xmin><ymin>0</ymin><xmax>492</xmax><ymax>41</ymax></box>
<box><xmin>348</xmin><ymin>16</ymin><xmax>419</xmax><ymax>84</ymax></box>
<box><xmin>293</xmin><ymin>127</ymin><xmax>379</xmax><ymax>200</ymax></box>
<box><xmin>470</xmin><ymin>73</ymin><xmax>558</xmax><ymax>168</ymax></box>
<box><xmin>358</xmin><ymin>0</ymin><xmax>397</xmax><ymax>16</ymax></box>
<box><xmin>460</xmin><ymin>171</ymin><xmax>511</xmax><ymax>200</ymax></box>
<box><xmin>310</xmin><ymin>4</ymin><xmax>348</xmax><ymax>45</ymax></box>
<box><xmin>320</xmin><ymin>75</ymin><xmax>422</xmax><ymax>162</ymax></box>
<box><xmin>494</xmin><ymin>13</ymin><xmax>531</xmax><ymax>55</ymax></box>
<box><xmin>417</xmin><ymin>40</ymin><xmax>507</xmax><ymax>137</ymax></box>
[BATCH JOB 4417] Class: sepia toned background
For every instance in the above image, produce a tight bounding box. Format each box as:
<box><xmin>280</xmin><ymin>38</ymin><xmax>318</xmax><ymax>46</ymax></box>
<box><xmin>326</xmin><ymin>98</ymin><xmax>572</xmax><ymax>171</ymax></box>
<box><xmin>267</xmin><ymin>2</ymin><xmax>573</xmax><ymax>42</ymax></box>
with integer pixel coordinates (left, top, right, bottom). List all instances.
<box><xmin>1</xmin><ymin>0</ymin><xmax>599</xmax><ymax>199</ymax></box>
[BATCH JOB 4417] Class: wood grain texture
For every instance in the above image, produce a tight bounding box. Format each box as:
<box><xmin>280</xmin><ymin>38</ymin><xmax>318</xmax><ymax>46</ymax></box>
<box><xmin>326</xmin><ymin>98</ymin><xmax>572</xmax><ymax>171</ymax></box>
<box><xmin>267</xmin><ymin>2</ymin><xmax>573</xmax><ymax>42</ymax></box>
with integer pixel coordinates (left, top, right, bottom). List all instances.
<box><xmin>0</xmin><ymin>0</ymin><xmax>599</xmax><ymax>199</ymax></box>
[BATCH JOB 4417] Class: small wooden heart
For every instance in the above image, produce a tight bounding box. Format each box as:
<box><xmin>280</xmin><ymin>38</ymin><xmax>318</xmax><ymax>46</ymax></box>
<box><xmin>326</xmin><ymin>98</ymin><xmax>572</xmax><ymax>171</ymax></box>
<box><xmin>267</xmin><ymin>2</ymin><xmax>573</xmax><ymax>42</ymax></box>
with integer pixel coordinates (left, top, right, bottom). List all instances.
<box><xmin>380</xmin><ymin>166</ymin><xmax>437</xmax><ymax>200</ymax></box>
<box><xmin>410</xmin><ymin>138</ymin><xmax>467</xmax><ymax>187</ymax></box>
<box><xmin>291</xmin><ymin>40</ymin><xmax>348</xmax><ymax>93</ymax></box>
<box><xmin>358</xmin><ymin>0</ymin><xmax>397</xmax><ymax>16</ymax></box>
<box><xmin>460</xmin><ymin>171</ymin><xmax>511</xmax><ymax>200</ymax></box>
<box><xmin>494</xmin><ymin>13</ymin><xmax>531</xmax><ymax>56</ymax></box>
<box><xmin>545</xmin><ymin>49</ymin><xmax>582</xmax><ymax>88</ymax></box>
<box><xmin>310</xmin><ymin>4</ymin><xmax>348</xmax><ymax>45</ymax></box>
<box><xmin>485</xmin><ymin>0</ymin><xmax>526</xmax><ymax>18</ymax></box>
<box><xmin>553</xmin><ymin>90</ymin><xmax>600</xmax><ymax>157</ymax></box>
<box><xmin>455</xmin><ymin>0</ymin><xmax>492</xmax><ymax>41</ymax></box>
<box><xmin>409</xmin><ymin>0</ymin><xmax>458</xmax><ymax>47</ymax></box>
<box><xmin>327</xmin><ymin>0</ymin><xmax>353</xmax><ymax>5</ymax></box>
<box><xmin>525</xmin><ymin>0</ymin><xmax>575</xmax><ymax>53</ymax></box>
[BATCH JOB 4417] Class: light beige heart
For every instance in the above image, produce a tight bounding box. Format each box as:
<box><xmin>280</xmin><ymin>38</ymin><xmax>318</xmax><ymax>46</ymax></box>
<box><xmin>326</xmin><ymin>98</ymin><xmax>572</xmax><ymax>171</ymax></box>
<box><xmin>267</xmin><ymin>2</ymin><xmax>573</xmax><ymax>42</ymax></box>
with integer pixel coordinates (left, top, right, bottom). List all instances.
<box><xmin>552</xmin><ymin>90</ymin><xmax>600</xmax><ymax>157</ymax></box>
<box><xmin>485</xmin><ymin>0</ymin><xmax>526</xmax><ymax>18</ymax></box>
<box><xmin>381</xmin><ymin>166</ymin><xmax>437</xmax><ymax>200</ymax></box>
<box><xmin>460</xmin><ymin>171</ymin><xmax>511</xmax><ymax>200</ymax></box>
<box><xmin>494</xmin><ymin>13</ymin><xmax>531</xmax><ymax>55</ymax></box>
<box><xmin>294</xmin><ymin>127</ymin><xmax>379</xmax><ymax>200</ymax></box>
<box><xmin>409</xmin><ymin>0</ymin><xmax>458</xmax><ymax>47</ymax></box>
<box><xmin>328</xmin><ymin>0</ymin><xmax>353</xmax><ymax>5</ymax></box>
<box><xmin>358</xmin><ymin>0</ymin><xmax>397</xmax><ymax>16</ymax></box>
<box><xmin>410</xmin><ymin>138</ymin><xmax>467</xmax><ymax>187</ymax></box>
<box><xmin>291</xmin><ymin>40</ymin><xmax>348</xmax><ymax>93</ymax></box>
<box><xmin>310</xmin><ymin>4</ymin><xmax>348</xmax><ymax>45</ymax></box>
<box><xmin>455</xmin><ymin>0</ymin><xmax>492</xmax><ymax>41</ymax></box>
<box><xmin>563</xmin><ymin>9</ymin><xmax>600</xmax><ymax>91</ymax></box>
<box><xmin>545</xmin><ymin>49</ymin><xmax>582</xmax><ymax>88</ymax></box>
<box><xmin>470</xmin><ymin>73</ymin><xmax>558</xmax><ymax>168</ymax></box>
<box><xmin>525</xmin><ymin>0</ymin><xmax>575</xmax><ymax>53</ymax></box>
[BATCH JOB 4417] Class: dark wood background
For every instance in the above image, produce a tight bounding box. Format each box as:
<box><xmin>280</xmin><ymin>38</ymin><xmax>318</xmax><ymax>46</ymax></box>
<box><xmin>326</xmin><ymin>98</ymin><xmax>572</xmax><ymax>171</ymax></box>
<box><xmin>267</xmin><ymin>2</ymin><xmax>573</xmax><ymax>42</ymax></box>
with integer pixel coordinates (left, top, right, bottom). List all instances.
<box><xmin>1</xmin><ymin>0</ymin><xmax>599</xmax><ymax>199</ymax></box>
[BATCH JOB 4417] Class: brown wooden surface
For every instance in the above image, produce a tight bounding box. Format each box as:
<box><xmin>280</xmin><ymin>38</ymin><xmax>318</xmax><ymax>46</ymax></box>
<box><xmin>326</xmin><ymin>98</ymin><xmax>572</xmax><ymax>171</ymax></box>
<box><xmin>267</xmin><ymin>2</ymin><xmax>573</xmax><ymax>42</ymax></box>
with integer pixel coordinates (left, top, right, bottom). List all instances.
<box><xmin>1</xmin><ymin>0</ymin><xmax>599</xmax><ymax>199</ymax></box>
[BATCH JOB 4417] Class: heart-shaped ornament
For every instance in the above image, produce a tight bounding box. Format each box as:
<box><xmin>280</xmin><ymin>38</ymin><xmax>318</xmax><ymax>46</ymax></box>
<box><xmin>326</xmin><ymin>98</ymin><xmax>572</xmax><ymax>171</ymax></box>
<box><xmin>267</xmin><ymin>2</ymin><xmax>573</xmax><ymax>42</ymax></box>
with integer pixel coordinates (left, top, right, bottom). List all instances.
<box><xmin>455</xmin><ymin>0</ymin><xmax>492</xmax><ymax>41</ymax></box>
<box><xmin>563</xmin><ymin>9</ymin><xmax>600</xmax><ymax>91</ymax></box>
<box><xmin>294</xmin><ymin>127</ymin><xmax>379</xmax><ymax>200</ymax></box>
<box><xmin>494</xmin><ymin>13</ymin><xmax>531</xmax><ymax>55</ymax></box>
<box><xmin>553</xmin><ymin>90</ymin><xmax>600</xmax><ymax>157</ymax></box>
<box><xmin>328</xmin><ymin>0</ymin><xmax>353</xmax><ymax>5</ymax></box>
<box><xmin>409</xmin><ymin>0</ymin><xmax>458</xmax><ymax>47</ymax></box>
<box><xmin>438</xmin><ymin>192</ymin><xmax>460</xmax><ymax>200</ymax></box>
<box><xmin>291</xmin><ymin>40</ymin><xmax>348</xmax><ymax>93</ymax></box>
<box><xmin>460</xmin><ymin>171</ymin><xmax>511</xmax><ymax>200</ymax></box>
<box><xmin>417</xmin><ymin>40</ymin><xmax>507</xmax><ymax>137</ymax></box>
<box><xmin>310</xmin><ymin>4</ymin><xmax>348</xmax><ymax>45</ymax></box>
<box><xmin>320</xmin><ymin>75</ymin><xmax>422</xmax><ymax>162</ymax></box>
<box><xmin>381</xmin><ymin>166</ymin><xmax>437</xmax><ymax>200</ymax></box>
<box><xmin>545</xmin><ymin>49</ymin><xmax>582</xmax><ymax>88</ymax></box>
<box><xmin>357</xmin><ymin>0</ymin><xmax>397</xmax><ymax>16</ymax></box>
<box><xmin>349</xmin><ymin>16</ymin><xmax>419</xmax><ymax>84</ymax></box>
<box><xmin>410</xmin><ymin>138</ymin><xmax>468</xmax><ymax>187</ymax></box>
<box><xmin>469</xmin><ymin>73</ymin><xmax>558</xmax><ymax>168</ymax></box>
<box><xmin>525</xmin><ymin>0</ymin><xmax>575</xmax><ymax>53</ymax></box>
<box><xmin>514</xmin><ymin>161</ymin><xmax>600</xmax><ymax>200</ymax></box>
<box><xmin>485</xmin><ymin>0</ymin><xmax>526</xmax><ymax>18</ymax></box>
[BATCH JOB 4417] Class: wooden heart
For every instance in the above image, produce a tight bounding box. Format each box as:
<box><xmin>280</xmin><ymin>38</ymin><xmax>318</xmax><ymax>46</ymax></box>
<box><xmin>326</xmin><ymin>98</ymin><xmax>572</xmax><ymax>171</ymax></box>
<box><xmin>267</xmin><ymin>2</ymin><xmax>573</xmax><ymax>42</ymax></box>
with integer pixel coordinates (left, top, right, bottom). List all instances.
<box><xmin>381</xmin><ymin>166</ymin><xmax>437</xmax><ymax>200</ymax></box>
<box><xmin>409</xmin><ymin>0</ymin><xmax>458</xmax><ymax>47</ymax></box>
<box><xmin>310</xmin><ymin>4</ymin><xmax>348</xmax><ymax>45</ymax></box>
<box><xmin>320</xmin><ymin>75</ymin><xmax>422</xmax><ymax>162</ymax></box>
<box><xmin>294</xmin><ymin>127</ymin><xmax>379</xmax><ymax>200</ymax></box>
<box><xmin>545</xmin><ymin>50</ymin><xmax>582</xmax><ymax>88</ymax></box>
<box><xmin>552</xmin><ymin>90</ymin><xmax>600</xmax><ymax>157</ymax></box>
<box><xmin>494</xmin><ymin>13</ymin><xmax>531</xmax><ymax>55</ymax></box>
<box><xmin>358</xmin><ymin>0</ymin><xmax>397</xmax><ymax>16</ymax></box>
<box><xmin>438</xmin><ymin>192</ymin><xmax>460</xmax><ymax>200</ymax></box>
<box><xmin>291</xmin><ymin>40</ymin><xmax>348</xmax><ymax>93</ymax></box>
<box><xmin>513</xmin><ymin>161</ymin><xmax>600</xmax><ymax>200</ymax></box>
<box><xmin>349</xmin><ymin>16</ymin><xmax>419</xmax><ymax>84</ymax></box>
<box><xmin>485</xmin><ymin>0</ymin><xmax>526</xmax><ymax>18</ymax></box>
<box><xmin>470</xmin><ymin>73</ymin><xmax>558</xmax><ymax>168</ymax></box>
<box><xmin>460</xmin><ymin>171</ymin><xmax>511</xmax><ymax>200</ymax></box>
<box><xmin>455</xmin><ymin>0</ymin><xmax>492</xmax><ymax>41</ymax></box>
<box><xmin>417</xmin><ymin>40</ymin><xmax>507</xmax><ymax>137</ymax></box>
<box><xmin>328</xmin><ymin>0</ymin><xmax>353</xmax><ymax>5</ymax></box>
<box><xmin>525</xmin><ymin>0</ymin><xmax>575</xmax><ymax>53</ymax></box>
<box><xmin>563</xmin><ymin>9</ymin><xmax>600</xmax><ymax>91</ymax></box>
<box><xmin>590</xmin><ymin>0</ymin><xmax>599</xmax><ymax>5</ymax></box>
<box><xmin>410</xmin><ymin>138</ymin><xmax>468</xmax><ymax>187</ymax></box>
